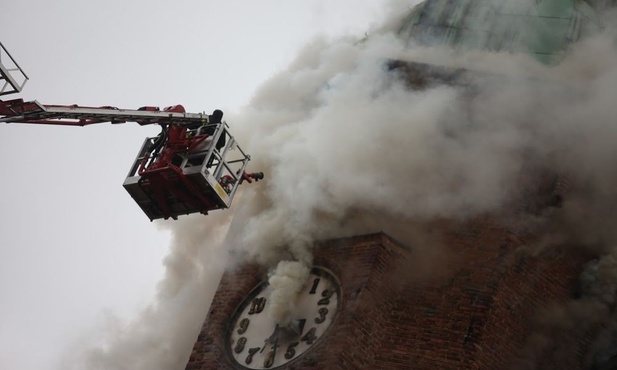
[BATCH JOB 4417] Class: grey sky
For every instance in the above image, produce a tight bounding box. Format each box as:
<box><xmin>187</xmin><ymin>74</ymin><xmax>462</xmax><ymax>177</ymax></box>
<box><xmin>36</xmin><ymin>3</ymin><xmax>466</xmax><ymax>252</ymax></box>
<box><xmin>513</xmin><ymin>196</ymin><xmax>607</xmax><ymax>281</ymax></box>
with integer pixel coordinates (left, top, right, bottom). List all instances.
<box><xmin>0</xmin><ymin>2</ymin><xmax>390</xmax><ymax>369</ymax></box>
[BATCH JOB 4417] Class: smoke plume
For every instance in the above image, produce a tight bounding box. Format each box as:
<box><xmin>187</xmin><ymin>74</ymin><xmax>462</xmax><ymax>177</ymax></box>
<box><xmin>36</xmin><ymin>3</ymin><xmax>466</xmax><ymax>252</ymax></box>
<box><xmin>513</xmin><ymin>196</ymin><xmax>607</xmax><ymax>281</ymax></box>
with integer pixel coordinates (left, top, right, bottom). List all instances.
<box><xmin>61</xmin><ymin>212</ymin><xmax>233</xmax><ymax>370</ymax></box>
<box><xmin>63</xmin><ymin>1</ymin><xmax>617</xmax><ymax>369</ymax></box>
<box><xmin>513</xmin><ymin>253</ymin><xmax>617</xmax><ymax>370</ymax></box>
<box><xmin>266</xmin><ymin>261</ymin><xmax>311</xmax><ymax>326</ymax></box>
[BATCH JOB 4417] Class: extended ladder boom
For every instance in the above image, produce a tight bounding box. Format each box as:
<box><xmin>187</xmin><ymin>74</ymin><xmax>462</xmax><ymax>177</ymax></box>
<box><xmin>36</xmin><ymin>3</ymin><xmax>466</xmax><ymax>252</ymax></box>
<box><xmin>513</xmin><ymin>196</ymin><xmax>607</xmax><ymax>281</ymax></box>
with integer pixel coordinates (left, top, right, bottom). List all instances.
<box><xmin>0</xmin><ymin>98</ymin><xmax>209</xmax><ymax>126</ymax></box>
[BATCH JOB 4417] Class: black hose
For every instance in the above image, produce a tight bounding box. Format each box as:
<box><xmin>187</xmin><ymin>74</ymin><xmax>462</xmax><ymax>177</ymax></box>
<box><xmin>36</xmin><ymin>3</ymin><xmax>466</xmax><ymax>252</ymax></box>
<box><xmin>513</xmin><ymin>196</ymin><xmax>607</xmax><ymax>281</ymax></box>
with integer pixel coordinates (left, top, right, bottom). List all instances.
<box><xmin>150</xmin><ymin>124</ymin><xmax>168</xmax><ymax>159</ymax></box>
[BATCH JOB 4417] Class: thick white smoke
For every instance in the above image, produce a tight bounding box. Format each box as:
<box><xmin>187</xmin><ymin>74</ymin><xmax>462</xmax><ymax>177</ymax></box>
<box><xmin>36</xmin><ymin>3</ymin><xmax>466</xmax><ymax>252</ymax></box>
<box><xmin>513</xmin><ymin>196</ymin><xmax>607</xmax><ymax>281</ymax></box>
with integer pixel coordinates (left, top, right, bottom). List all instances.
<box><xmin>63</xmin><ymin>1</ymin><xmax>617</xmax><ymax>369</ymax></box>
<box><xmin>266</xmin><ymin>261</ymin><xmax>310</xmax><ymax>325</ymax></box>
<box><xmin>60</xmin><ymin>212</ymin><xmax>233</xmax><ymax>370</ymax></box>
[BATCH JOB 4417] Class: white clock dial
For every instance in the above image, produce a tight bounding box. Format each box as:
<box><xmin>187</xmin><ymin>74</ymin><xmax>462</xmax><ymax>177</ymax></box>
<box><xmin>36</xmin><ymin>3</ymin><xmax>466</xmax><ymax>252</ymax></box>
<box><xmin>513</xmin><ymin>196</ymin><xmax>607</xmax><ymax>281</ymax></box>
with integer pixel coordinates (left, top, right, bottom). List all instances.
<box><xmin>227</xmin><ymin>267</ymin><xmax>340</xmax><ymax>369</ymax></box>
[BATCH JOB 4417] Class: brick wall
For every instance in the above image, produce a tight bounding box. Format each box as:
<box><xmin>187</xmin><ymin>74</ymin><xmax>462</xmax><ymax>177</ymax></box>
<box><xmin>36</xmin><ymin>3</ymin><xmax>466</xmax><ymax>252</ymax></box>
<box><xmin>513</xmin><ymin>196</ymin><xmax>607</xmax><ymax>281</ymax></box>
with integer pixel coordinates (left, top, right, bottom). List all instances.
<box><xmin>185</xmin><ymin>229</ymin><xmax>591</xmax><ymax>370</ymax></box>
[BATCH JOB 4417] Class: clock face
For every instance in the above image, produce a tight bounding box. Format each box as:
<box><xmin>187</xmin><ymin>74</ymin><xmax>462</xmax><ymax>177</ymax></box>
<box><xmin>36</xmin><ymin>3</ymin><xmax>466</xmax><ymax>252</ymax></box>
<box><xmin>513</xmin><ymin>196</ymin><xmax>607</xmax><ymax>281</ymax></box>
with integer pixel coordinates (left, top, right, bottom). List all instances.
<box><xmin>226</xmin><ymin>266</ymin><xmax>341</xmax><ymax>369</ymax></box>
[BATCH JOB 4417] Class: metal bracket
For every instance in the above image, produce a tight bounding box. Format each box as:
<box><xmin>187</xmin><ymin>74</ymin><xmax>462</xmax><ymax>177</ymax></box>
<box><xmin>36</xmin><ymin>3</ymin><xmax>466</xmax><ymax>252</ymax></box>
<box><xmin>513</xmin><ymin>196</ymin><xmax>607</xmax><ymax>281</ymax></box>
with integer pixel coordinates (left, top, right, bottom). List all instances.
<box><xmin>0</xmin><ymin>42</ymin><xmax>28</xmax><ymax>96</ymax></box>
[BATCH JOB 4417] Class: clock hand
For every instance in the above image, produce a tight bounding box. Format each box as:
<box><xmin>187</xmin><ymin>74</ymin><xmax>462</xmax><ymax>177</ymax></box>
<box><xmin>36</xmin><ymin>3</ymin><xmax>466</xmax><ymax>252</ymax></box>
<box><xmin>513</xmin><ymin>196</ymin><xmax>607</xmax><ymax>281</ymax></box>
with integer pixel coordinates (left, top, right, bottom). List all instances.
<box><xmin>271</xmin><ymin>325</ymin><xmax>280</xmax><ymax>355</ymax></box>
<box><xmin>260</xmin><ymin>324</ymin><xmax>280</xmax><ymax>353</ymax></box>
<box><xmin>259</xmin><ymin>339</ymin><xmax>268</xmax><ymax>353</ymax></box>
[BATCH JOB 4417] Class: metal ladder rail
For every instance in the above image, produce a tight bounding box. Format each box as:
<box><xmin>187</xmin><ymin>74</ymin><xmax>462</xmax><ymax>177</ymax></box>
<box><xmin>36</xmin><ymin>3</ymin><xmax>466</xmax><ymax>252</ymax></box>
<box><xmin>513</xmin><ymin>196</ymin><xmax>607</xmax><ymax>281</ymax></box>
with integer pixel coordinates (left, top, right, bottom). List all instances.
<box><xmin>0</xmin><ymin>103</ymin><xmax>211</xmax><ymax>126</ymax></box>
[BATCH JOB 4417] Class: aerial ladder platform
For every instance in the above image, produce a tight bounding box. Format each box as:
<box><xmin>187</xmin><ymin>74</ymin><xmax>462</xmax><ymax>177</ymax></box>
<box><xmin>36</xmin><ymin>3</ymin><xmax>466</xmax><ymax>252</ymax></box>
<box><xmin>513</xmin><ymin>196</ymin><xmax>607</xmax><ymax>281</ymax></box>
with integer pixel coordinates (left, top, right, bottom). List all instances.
<box><xmin>0</xmin><ymin>40</ymin><xmax>263</xmax><ymax>221</ymax></box>
<box><xmin>0</xmin><ymin>98</ymin><xmax>263</xmax><ymax>220</ymax></box>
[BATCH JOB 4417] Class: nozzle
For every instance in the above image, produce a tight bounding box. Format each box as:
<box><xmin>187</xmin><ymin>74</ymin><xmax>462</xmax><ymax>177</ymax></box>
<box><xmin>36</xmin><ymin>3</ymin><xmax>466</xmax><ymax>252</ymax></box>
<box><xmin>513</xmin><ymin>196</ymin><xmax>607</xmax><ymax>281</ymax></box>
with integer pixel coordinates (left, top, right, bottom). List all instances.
<box><xmin>253</xmin><ymin>172</ymin><xmax>264</xmax><ymax>181</ymax></box>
